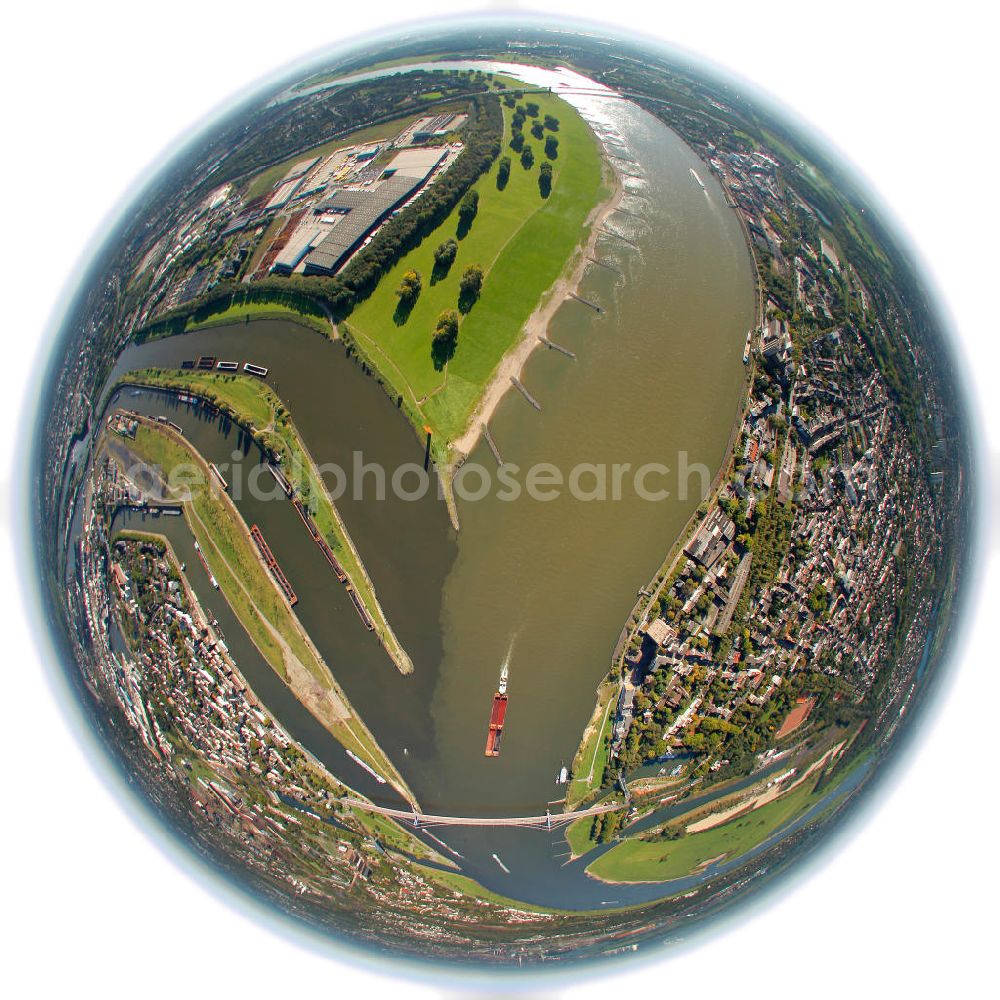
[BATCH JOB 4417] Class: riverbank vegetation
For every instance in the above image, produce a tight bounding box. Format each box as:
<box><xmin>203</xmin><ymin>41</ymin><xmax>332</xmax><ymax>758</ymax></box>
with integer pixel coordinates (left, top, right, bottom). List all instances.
<box><xmin>132</xmin><ymin>81</ymin><xmax>604</xmax><ymax>462</ymax></box>
<box><xmin>139</xmin><ymin>286</ymin><xmax>332</xmax><ymax>341</ymax></box>
<box><xmin>118</xmin><ymin>368</ymin><xmax>414</xmax><ymax>675</ymax></box>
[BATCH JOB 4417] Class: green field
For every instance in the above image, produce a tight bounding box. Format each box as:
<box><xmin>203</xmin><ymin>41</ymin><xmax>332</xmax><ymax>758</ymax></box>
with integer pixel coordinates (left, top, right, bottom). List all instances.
<box><xmin>345</xmin><ymin>91</ymin><xmax>606</xmax><ymax>447</ymax></box>
<box><xmin>116</xmin><ymin>421</ymin><xmax>413</xmax><ymax>799</ymax></box>
<box><xmin>120</xmin><ymin>368</ymin><xmax>413</xmax><ymax>674</ymax></box>
<box><xmin>566</xmin><ymin>813</ymin><xmax>600</xmax><ymax>857</ymax></box>
<box><xmin>586</xmin><ymin>773</ymin><xmax>824</xmax><ymax>884</ymax></box>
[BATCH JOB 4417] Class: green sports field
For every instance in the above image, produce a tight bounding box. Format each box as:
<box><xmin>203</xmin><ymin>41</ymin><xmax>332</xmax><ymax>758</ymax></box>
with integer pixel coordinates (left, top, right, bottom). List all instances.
<box><xmin>344</xmin><ymin>91</ymin><xmax>606</xmax><ymax>446</ymax></box>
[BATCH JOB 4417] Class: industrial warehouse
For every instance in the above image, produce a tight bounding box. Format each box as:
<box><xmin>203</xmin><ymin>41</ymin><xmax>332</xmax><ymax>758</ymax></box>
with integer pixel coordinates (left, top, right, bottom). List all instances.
<box><xmin>142</xmin><ymin>110</ymin><xmax>471</xmax><ymax>315</ymax></box>
<box><xmin>271</xmin><ymin>146</ymin><xmax>452</xmax><ymax>276</ymax></box>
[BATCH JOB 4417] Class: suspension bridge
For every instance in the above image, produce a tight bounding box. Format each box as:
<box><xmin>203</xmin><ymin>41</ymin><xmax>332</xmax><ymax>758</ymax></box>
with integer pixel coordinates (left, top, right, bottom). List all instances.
<box><xmin>340</xmin><ymin>796</ymin><xmax>627</xmax><ymax>831</ymax></box>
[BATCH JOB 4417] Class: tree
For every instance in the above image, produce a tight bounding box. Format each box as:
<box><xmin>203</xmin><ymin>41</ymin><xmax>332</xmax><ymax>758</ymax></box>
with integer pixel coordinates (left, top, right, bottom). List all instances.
<box><xmin>393</xmin><ymin>269</ymin><xmax>422</xmax><ymax>323</ymax></box>
<box><xmin>458</xmin><ymin>189</ymin><xmax>479</xmax><ymax>224</ymax></box>
<box><xmin>496</xmin><ymin>155</ymin><xmax>511</xmax><ymax>190</ymax></box>
<box><xmin>808</xmin><ymin>583</ymin><xmax>829</xmax><ymax>615</ymax></box>
<box><xmin>431</xmin><ymin>309</ymin><xmax>460</xmax><ymax>368</ymax></box>
<box><xmin>538</xmin><ymin>160</ymin><xmax>553</xmax><ymax>198</ymax></box>
<box><xmin>509</xmin><ymin>128</ymin><xmax>525</xmax><ymax>153</ymax></box>
<box><xmin>543</xmin><ymin>113</ymin><xmax>560</xmax><ymax>131</ymax></box>
<box><xmin>544</xmin><ymin>134</ymin><xmax>559</xmax><ymax>160</ymax></box>
<box><xmin>530</xmin><ymin>120</ymin><xmax>544</xmax><ymax>140</ymax></box>
<box><xmin>434</xmin><ymin>238</ymin><xmax>458</xmax><ymax>269</ymax></box>
<box><xmin>525</xmin><ymin>100</ymin><xmax>539</xmax><ymax>117</ymax></box>
<box><xmin>458</xmin><ymin>264</ymin><xmax>484</xmax><ymax>312</ymax></box>
<box><xmin>520</xmin><ymin>144</ymin><xmax>535</xmax><ymax>170</ymax></box>
<box><xmin>457</xmin><ymin>189</ymin><xmax>479</xmax><ymax>238</ymax></box>
<box><xmin>395</xmin><ymin>269</ymin><xmax>422</xmax><ymax>304</ymax></box>
<box><xmin>432</xmin><ymin>238</ymin><xmax>458</xmax><ymax>281</ymax></box>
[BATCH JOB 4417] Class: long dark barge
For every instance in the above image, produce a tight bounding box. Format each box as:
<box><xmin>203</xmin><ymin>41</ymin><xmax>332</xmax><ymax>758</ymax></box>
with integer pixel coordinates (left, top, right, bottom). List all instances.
<box><xmin>267</xmin><ymin>463</ymin><xmax>293</xmax><ymax>498</ymax></box>
<box><xmin>249</xmin><ymin>524</ymin><xmax>298</xmax><ymax>607</ymax></box>
<box><xmin>346</xmin><ymin>586</ymin><xmax>375</xmax><ymax>631</ymax></box>
<box><xmin>153</xmin><ymin>414</ymin><xmax>183</xmax><ymax>434</ymax></box>
<box><xmin>292</xmin><ymin>497</ymin><xmax>347</xmax><ymax>582</ymax></box>
<box><xmin>291</xmin><ymin>498</ymin><xmax>373</xmax><ymax>631</ymax></box>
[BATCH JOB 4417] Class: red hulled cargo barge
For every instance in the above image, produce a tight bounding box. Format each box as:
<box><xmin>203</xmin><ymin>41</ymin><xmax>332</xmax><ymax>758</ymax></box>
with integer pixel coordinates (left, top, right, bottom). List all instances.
<box><xmin>484</xmin><ymin>664</ymin><xmax>509</xmax><ymax>757</ymax></box>
<box><xmin>249</xmin><ymin>524</ymin><xmax>298</xmax><ymax>607</ymax></box>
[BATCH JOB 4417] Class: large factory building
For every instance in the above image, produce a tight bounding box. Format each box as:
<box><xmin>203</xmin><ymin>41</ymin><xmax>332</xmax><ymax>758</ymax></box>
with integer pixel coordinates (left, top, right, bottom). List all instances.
<box><xmin>270</xmin><ymin>146</ymin><xmax>449</xmax><ymax>277</ymax></box>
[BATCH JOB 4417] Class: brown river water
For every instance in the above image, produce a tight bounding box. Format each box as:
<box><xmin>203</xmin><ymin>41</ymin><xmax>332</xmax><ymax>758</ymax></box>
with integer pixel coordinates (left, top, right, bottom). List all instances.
<box><xmin>105</xmin><ymin>68</ymin><xmax>754</xmax><ymax>818</ymax></box>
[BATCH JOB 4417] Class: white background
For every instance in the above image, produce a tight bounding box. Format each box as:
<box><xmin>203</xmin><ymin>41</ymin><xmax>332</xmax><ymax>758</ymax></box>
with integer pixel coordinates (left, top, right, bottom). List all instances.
<box><xmin>2</xmin><ymin>1</ymin><xmax>996</xmax><ymax>996</ymax></box>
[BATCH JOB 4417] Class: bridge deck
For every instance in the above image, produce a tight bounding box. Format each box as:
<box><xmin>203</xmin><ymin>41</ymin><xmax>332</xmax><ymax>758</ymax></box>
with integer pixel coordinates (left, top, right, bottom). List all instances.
<box><xmin>341</xmin><ymin>797</ymin><xmax>623</xmax><ymax>828</ymax></box>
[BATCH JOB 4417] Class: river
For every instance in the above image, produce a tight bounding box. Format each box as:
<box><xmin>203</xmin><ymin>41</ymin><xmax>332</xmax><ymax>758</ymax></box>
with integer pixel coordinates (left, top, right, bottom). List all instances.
<box><xmin>82</xmin><ymin>62</ymin><xmax>761</xmax><ymax>910</ymax></box>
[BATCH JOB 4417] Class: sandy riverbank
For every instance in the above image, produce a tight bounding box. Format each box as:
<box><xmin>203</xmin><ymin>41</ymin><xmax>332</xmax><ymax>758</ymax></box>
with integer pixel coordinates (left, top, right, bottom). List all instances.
<box><xmin>448</xmin><ymin>160</ymin><xmax>626</xmax><ymax>461</ymax></box>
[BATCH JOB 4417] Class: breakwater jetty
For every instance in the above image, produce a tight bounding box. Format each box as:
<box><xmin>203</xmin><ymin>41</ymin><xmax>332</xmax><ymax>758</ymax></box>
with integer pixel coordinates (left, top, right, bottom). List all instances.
<box><xmin>539</xmin><ymin>335</ymin><xmax>576</xmax><ymax>359</ymax></box>
<box><xmin>482</xmin><ymin>423</ymin><xmax>503</xmax><ymax>466</ymax></box>
<box><xmin>510</xmin><ymin>376</ymin><xmax>541</xmax><ymax>411</ymax></box>
<box><xmin>567</xmin><ymin>291</ymin><xmax>603</xmax><ymax>314</ymax></box>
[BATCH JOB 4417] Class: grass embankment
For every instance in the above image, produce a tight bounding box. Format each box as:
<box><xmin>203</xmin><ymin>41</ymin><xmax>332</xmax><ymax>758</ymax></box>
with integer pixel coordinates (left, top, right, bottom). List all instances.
<box><xmin>117</xmin><ymin>419</ymin><xmax>414</xmax><ymax>803</ymax></box>
<box><xmin>587</xmin><ymin>768</ymin><xmax>830</xmax><ymax>884</ymax></box>
<box><xmin>344</xmin><ymin>90</ymin><xmax>605</xmax><ymax>450</ymax></box>
<box><xmin>120</xmin><ymin>368</ymin><xmax>413</xmax><ymax>675</ymax></box>
<box><xmin>566</xmin><ymin>813</ymin><xmax>601</xmax><ymax>858</ymax></box>
<box><xmin>180</xmin><ymin>298</ymin><xmax>330</xmax><ymax>338</ymax></box>
<box><xmin>565</xmin><ymin>677</ymin><xmax>619</xmax><ymax>810</ymax></box>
